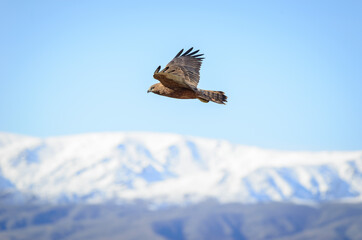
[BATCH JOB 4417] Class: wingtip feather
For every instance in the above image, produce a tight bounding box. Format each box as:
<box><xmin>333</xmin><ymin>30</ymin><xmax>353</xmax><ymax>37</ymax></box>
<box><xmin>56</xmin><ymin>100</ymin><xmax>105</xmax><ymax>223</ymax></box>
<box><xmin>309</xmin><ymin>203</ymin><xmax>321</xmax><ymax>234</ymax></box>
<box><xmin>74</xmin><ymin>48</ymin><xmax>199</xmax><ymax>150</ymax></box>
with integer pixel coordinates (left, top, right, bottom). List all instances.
<box><xmin>189</xmin><ymin>49</ymin><xmax>200</xmax><ymax>56</ymax></box>
<box><xmin>175</xmin><ymin>49</ymin><xmax>184</xmax><ymax>58</ymax></box>
<box><xmin>154</xmin><ymin>65</ymin><xmax>161</xmax><ymax>74</ymax></box>
<box><xmin>181</xmin><ymin>47</ymin><xmax>194</xmax><ymax>56</ymax></box>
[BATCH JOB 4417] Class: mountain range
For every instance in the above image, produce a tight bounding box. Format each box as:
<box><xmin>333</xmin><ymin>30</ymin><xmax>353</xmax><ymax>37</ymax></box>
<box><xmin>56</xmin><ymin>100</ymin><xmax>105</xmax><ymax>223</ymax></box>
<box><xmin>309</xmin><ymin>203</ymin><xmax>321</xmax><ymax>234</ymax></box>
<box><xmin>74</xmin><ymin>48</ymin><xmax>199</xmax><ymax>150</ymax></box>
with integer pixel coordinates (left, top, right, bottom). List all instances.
<box><xmin>1</xmin><ymin>132</ymin><xmax>361</xmax><ymax>206</ymax></box>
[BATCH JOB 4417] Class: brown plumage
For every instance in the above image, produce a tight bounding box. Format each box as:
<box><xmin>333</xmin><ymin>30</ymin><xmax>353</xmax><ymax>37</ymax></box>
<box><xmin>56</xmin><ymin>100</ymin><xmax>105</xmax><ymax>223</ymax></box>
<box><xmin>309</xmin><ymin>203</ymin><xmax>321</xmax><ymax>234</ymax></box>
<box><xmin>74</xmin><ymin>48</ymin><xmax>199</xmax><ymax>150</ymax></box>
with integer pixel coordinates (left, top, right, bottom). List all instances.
<box><xmin>147</xmin><ymin>48</ymin><xmax>227</xmax><ymax>104</ymax></box>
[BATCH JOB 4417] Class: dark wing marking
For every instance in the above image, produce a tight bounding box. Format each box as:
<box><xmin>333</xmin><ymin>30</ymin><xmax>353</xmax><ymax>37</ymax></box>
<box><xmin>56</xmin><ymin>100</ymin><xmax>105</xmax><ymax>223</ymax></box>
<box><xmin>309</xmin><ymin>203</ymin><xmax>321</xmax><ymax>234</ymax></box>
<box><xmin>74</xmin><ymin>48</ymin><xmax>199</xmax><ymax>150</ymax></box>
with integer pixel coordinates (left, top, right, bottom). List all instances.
<box><xmin>174</xmin><ymin>49</ymin><xmax>184</xmax><ymax>58</ymax></box>
<box><xmin>182</xmin><ymin>47</ymin><xmax>194</xmax><ymax>56</ymax></box>
<box><xmin>154</xmin><ymin>66</ymin><xmax>161</xmax><ymax>74</ymax></box>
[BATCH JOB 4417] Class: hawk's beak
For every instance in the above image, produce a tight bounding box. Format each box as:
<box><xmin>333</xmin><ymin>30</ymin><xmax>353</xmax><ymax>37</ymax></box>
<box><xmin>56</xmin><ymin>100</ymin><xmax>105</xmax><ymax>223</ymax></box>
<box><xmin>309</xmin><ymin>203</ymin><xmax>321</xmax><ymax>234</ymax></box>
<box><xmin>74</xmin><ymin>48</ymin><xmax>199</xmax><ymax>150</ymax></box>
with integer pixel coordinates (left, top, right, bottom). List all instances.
<box><xmin>147</xmin><ymin>90</ymin><xmax>151</xmax><ymax>93</ymax></box>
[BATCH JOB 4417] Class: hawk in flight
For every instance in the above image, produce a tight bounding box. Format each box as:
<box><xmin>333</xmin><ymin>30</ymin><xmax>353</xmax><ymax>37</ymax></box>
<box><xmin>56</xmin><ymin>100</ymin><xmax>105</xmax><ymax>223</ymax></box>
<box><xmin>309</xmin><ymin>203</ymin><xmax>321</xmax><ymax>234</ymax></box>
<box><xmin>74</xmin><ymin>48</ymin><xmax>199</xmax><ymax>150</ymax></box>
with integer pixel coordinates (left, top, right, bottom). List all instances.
<box><xmin>148</xmin><ymin>47</ymin><xmax>227</xmax><ymax>104</ymax></box>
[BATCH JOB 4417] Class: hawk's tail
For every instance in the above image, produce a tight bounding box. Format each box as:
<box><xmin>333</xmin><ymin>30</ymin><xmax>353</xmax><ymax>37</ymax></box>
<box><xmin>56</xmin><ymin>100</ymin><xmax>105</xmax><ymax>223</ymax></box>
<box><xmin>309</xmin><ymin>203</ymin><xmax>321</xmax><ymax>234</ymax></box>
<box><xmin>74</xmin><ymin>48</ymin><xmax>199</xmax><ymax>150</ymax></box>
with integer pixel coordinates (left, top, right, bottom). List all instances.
<box><xmin>197</xmin><ymin>89</ymin><xmax>228</xmax><ymax>104</ymax></box>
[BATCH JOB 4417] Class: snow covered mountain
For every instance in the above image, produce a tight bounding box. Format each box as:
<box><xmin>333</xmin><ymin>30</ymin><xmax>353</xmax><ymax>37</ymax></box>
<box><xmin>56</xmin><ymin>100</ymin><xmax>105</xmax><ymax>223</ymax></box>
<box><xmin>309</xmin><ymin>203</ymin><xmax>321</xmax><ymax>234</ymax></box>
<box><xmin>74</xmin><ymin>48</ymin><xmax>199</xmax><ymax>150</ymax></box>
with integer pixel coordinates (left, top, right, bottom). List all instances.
<box><xmin>0</xmin><ymin>132</ymin><xmax>362</xmax><ymax>206</ymax></box>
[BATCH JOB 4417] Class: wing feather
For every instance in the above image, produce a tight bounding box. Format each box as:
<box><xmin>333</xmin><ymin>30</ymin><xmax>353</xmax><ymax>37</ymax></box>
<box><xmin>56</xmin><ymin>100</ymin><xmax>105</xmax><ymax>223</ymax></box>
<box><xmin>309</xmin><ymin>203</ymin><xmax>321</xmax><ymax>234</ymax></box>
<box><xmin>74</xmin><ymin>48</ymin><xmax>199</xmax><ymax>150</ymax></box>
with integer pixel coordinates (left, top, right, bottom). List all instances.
<box><xmin>174</xmin><ymin>49</ymin><xmax>184</xmax><ymax>58</ymax></box>
<box><xmin>181</xmin><ymin>47</ymin><xmax>193</xmax><ymax>56</ymax></box>
<box><xmin>188</xmin><ymin>49</ymin><xmax>200</xmax><ymax>56</ymax></box>
<box><xmin>193</xmin><ymin>54</ymin><xmax>204</xmax><ymax>58</ymax></box>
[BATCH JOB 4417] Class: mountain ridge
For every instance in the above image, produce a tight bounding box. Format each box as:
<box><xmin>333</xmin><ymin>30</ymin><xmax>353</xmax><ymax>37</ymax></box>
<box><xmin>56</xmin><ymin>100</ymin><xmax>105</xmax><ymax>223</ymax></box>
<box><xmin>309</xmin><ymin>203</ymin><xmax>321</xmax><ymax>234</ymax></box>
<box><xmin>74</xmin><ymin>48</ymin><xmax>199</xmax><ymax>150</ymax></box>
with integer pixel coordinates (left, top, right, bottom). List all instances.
<box><xmin>0</xmin><ymin>132</ymin><xmax>361</xmax><ymax>206</ymax></box>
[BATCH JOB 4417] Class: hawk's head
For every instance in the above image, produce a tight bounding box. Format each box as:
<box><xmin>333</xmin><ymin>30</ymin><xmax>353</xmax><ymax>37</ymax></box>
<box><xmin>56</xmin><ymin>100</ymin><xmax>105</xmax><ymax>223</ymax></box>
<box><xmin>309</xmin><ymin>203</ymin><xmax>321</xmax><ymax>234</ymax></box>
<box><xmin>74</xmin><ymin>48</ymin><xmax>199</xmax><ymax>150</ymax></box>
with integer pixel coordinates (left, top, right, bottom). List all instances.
<box><xmin>148</xmin><ymin>66</ymin><xmax>162</xmax><ymax>94</ymax></box>
<box><xmin>147</xmin><ymin>83</ymin><xmax>160</xmax><ymax>94</ymax></box>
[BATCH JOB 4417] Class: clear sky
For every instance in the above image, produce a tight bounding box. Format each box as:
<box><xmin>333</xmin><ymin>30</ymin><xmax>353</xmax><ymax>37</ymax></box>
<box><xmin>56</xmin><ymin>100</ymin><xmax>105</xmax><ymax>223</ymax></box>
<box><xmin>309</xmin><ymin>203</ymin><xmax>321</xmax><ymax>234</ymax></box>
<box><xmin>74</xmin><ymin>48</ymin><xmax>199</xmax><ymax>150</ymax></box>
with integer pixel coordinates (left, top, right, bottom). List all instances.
<box><xmin>1</xmin><ymin>0</ymin><xmax>361</xmax><ymax>150</ymax></box>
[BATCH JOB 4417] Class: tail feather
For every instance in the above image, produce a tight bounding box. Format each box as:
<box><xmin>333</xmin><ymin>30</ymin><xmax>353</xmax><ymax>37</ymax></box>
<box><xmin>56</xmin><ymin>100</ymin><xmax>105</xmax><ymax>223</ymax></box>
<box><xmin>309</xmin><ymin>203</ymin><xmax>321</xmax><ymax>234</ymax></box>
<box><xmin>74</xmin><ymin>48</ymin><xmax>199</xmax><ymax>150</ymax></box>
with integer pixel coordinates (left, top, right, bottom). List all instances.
<box><xmin>197</xmin><ymin>89</ymin><xmax>228</xmax><ymax>104</ymax></box>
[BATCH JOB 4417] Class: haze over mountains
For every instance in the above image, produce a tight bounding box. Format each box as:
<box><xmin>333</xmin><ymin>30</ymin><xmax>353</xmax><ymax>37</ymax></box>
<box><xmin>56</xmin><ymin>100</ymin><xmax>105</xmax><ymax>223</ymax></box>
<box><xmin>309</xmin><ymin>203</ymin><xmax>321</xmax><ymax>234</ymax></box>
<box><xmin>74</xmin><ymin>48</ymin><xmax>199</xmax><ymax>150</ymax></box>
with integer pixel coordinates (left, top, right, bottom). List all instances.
<box><xmin>1</xmin><ymin>132</ymin><xmax>361</xmax><ymax>206</ymax></box>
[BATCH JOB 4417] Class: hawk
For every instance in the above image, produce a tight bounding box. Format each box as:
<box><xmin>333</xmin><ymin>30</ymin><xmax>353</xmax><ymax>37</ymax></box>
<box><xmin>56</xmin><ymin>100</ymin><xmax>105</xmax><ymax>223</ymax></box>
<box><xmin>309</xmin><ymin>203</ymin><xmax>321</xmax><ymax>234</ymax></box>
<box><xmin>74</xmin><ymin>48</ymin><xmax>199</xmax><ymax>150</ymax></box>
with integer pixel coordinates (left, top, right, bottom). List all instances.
<box><xmin>147</xmin><ymin>47</ymin><xmax>227</xmax><ymax>104</ymax></box>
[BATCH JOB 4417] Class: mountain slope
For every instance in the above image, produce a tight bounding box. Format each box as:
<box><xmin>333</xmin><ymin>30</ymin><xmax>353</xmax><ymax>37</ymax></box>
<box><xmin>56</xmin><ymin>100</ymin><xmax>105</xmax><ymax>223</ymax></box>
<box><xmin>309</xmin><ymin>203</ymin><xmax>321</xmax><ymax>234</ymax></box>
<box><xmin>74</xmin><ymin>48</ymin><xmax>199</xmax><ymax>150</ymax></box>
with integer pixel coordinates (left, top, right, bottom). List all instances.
<box><xmin>0</xmin><ymin>132</ymin><xmax>361</xmax><ymax>205</ymax></box>
<box><xmin>1</xmin><ymin>202</ymin><xmax>362</xmax><ymax>240</ymax></box>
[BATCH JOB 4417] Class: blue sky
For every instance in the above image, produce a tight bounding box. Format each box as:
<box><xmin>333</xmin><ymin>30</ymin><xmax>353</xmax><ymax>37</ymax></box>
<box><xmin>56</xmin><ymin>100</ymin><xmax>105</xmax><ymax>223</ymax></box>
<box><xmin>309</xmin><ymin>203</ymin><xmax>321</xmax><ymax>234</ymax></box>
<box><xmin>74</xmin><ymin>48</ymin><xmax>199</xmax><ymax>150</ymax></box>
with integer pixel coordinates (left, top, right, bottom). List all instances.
<box><xmin>1</xmin><ymin>0</ymin><xmax>361</xmax><ymax>150</ymax></box>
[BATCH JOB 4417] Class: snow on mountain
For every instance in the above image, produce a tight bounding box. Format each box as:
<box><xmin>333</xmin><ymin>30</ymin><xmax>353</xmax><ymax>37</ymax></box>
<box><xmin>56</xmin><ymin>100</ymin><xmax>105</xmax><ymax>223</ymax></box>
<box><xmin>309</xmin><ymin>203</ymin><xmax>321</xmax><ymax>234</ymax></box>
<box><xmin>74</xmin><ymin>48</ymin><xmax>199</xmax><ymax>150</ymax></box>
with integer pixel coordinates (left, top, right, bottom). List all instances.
<box><xmin>0</xmin><ymin>132</ymin><xmax>362</xmax><ymax>206</ymax></box>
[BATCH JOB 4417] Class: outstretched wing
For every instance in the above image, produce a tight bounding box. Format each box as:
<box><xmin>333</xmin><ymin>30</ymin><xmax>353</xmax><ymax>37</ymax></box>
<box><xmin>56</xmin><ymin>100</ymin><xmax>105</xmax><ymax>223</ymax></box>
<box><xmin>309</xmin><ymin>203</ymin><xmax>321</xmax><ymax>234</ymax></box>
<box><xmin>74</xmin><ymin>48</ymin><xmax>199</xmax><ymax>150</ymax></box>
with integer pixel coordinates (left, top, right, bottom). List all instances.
<box><xmin>153</xmin><ymin>47</ymin><xmax>204</xmax><ymax>89</ymax></box>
